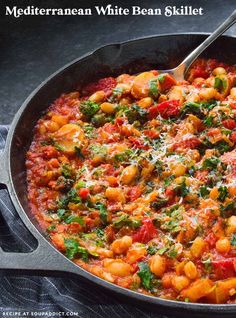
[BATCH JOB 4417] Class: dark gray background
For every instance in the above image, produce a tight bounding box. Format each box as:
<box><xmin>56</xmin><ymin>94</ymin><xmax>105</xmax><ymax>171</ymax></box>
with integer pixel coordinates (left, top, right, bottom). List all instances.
<box><xmin>0</xmin><ymin>0</ymin><xmax>235</xmax><ymax>124</ymax></box>
<box><xmin>0</xmin><ymin>1</ymin><xmax>236</xmax><ymax>316</ymax></box>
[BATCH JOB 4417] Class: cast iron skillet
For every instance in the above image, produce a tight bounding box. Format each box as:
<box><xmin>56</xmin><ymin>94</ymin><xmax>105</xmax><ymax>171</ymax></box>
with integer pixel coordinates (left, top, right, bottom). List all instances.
<box><xmin>0</xmin><ymin>33</ymin><xmax>236</xmax><ymax>315</ymax></box>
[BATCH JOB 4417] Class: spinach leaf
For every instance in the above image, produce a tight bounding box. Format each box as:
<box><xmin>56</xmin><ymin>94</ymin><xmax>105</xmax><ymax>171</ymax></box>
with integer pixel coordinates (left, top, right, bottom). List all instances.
<box><xmin>203</xmin><ymin>115</ymin><xmax>214</xmax><ymax>127</ymax></box>
<box><xmin>126</xmin><ymin>105</ymin><xmax>148</xmax><ymax>124</ymax></box>
<box><xmin>95</xmin><ymin>202</ymin><xmax>108</xmax><ymax>224</ymax></box>
<box><xmin>199</xmin><ymin>186</ymin><xmax>209</xmax><ymax>198</ymax></box>
<box><xmin>80</xmin><ymin>100</ymin><xmax>100</xmax><ymax>118</ymax></box>
<box><xmin>218</xmin><ymin>186</ymin><xmax>228</xmax><ymax>202</ymax></box>
<box><xmin>113</xmin><ymin>213</ymin><xmax>141</xmax><ymax>229</ymax></box>
<box><xmin>202</xmin><ymin>157</ymin><xmax>220</xmax><ymax>170</ymax></box>
<box><xmin>149</xmin><ymin>79</ymin><xmax>159</xmax><ymax>98</ymax></box>
<box><xmin>214</xmin><ymin>77</ymin><xmax>227</xmax><ymax>91</ymax></box>
<box><xmin>231</xmin><ymin>234</ymin><xmax>236</xmax><ymax>246</ymax></box>
<box><xmin>64</xmin><ymin>238</ymin><xmax>79</xmax><ymax>259</ymax></box>
<box><xmin>61</xmin><ymin>164</ymin><xmax>72</xmax><ymax>178</ymax></box>
<box><xmin>157</xmin><ymin>74</ymin><xmax>165</xmax><ymax>83</ymax></box>
<box><xmin>64</xmin><ymin>215</ymin><xmax>84</xmax><ymax>225</ymax></box>
<box><xmin>137</xmin><ymin>262</ymin><xmax>153</xmax><ymax>290</ymax></box>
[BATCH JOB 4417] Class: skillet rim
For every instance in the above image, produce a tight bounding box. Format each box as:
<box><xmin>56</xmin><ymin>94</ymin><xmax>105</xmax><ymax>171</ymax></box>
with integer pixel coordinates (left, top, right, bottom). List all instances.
<box><xmin>4</xmin><ymin>32</ymin><xmax>236</xmax><ymax>313</ymax></box>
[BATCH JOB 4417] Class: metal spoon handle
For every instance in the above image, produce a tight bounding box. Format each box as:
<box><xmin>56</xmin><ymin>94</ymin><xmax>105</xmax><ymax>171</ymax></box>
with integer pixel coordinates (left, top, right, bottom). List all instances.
<box><xmin>181</xmin><ymin>10</ymin><xmax>236</xmax><ymax>75</ymax></box>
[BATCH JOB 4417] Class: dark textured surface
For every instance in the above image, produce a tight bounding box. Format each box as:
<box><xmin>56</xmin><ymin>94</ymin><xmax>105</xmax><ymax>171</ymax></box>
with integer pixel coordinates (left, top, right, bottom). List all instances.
<box><xmin>0</xmin><ymin>0</ymin><xmax>236</xmax><ymax>124</ymax></box>
<box><xmin>0</xmin><ymin>0</ymin><xmax>236</xmax><ymax>316</ymax></box>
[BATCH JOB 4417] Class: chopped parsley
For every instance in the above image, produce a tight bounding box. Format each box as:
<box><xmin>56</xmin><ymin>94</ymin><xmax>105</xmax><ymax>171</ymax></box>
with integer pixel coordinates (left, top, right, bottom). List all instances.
<box><xmin>202</xmin><ymin>157</ymin><xmax>220</xmax><ymax>171</ymax></box>
<box><xmin>230</xmin><ymin>234</ymin><xmax>236</xmax><ymax>246</ymax></box>
<box><xmin>149</xmin><ymin>79</ymin><xmax>159</xmax><ymax>98</ymax></box>
<box><xmin>95</xmin><ymin>202</ymin><xmax>108</xmax><ymax>224</ymax></box>
<box><xmin>80</xmin><ymin>100</ymin><xmax>100</xmax><ymax>118</ymax></box>
<box><xmin>218</xmin><ymin>186</ymin><xmax>228</xmax><ymax>202</ymax></box>
<box><xmin>137</xmin><ymin>262</ymin><xmax>153</xmax><ymax>290</ymax></box>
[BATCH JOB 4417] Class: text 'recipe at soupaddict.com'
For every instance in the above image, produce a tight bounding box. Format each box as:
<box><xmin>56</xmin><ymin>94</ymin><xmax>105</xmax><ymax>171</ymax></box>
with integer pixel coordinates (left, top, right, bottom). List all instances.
<box><xmin>5</xmin><ymin>5</ymin><xmax>204</xmax><ymax>18</ymax></box>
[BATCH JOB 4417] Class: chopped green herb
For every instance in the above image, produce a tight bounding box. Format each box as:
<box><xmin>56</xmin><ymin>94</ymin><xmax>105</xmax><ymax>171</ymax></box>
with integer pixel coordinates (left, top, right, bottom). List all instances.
<box><xmin>137</xmin><ymin>262</ymin><xmax>153</xmax><ymax>290</ymax></box>
<box><xmin>230</xmin><ymin>234</ymin><xmax>236</xmax><ymax>246</ymax></box>
<box><xmin>202</xmin><ymin>257</ymin><xmax>212</xmax><ymax>273</ymax></box>
<box><xmin>147</xmin><ymin>245</ymin><xmax>158</xmax><ymax>255</ymax></box>
<box><xmin>199</xmin><ymin>186</ymin><xmax>210</xmax><ymax>198</ymax></box>
<box><xmin>126</xmin><ymin>105</ymin><xmax>148</xmax><ymax>124</ymax></box>
<box><xmin>214</xmin><ymin>140</ymin><xmax>231</xmax><ymax>154</ymax></box>
<box><xmin>175</xmin><ymin>179</ymin><xmax>189</xmax><ymax>197</ymax></box>
<box><xmin>218</xmin><ymin>186</ymin><xmax>228</xmax><ymax>202</ymax></box>
<box><xmin>84</xmin><ymin>125</ymin><xmax>94</xmax><ymax>138</ymax></box>
<box><xmin>64</xmin><ymin>215</ymin><xmax>84</xmax><ymax>225</ymax></box>
<box><xmin>202</xmin><ymin>157</ymin><xmax>220</xmax><ymax>171</ymax></box>
<box><xmin>64</xmin><ymin>238</ymin><xmax>79</xmax><ymax>259</ymax></box>
<box><xmin>164</xmin><ymin>176</ymin><xmax>175</xmax><ymax>186</ymax></box>
<box><xmin>74</xmin><ymin>146</ymin><xmax>84</xmax><ymax>158</ymax></box>
<box><xmin>203</xmin><ymin>115</ymin><xmax>214</xmax><ymax>127</ymax></box>
<box><xmin>80</xmin><ymin>100</ymin><xmax>100</xmax><ymax>118</ymax></box>
<box><xmin>95</xmin><ymin>202</ymin><xmax>108</xmax><ymax>224</ymax></box>
<box><xmin>214</xmin><ymin>77</ymin><xmax>227</xmax><ymax>91</ymax></box>
<box><xmin>157</xmin><ymin>74</ymin><xmax>165</xmax><ymax>83</ymax></box>
<box><xmin>47</xmin><ymin>224</ymin><xmax>56</xmax><ymax>232</ymax></box>
<box><xmin>114</xmin><ymin>149</ymin><xmax>134</xmax><ymax>162</ymax></box>
<box><xmin>61</xmin><ymin>164</ymin><xmax>72</xmax><ymax>178</ymax></box>
<box><xmin>76</xmin><ymin>180</ymin><xmax>86</xmax><ymax>189</ymax></box>
<box><xmin>167</xmin><ymin>246</ymin><xmax>178</xmax><ymax>258</ymax></box>
<box><xmin>150</xmin><ymin>198</ymin><xmax>168</xmax><ymax>210</ymax></box>
<box><xmin>149</xmin><ymin>79</ymin><xmax>159</xmax><ymax>98</ymax></box>
<box><xmin>220</xmin><ymin>201</ymin><xmax>236</xmax><ymax>218</ymax></box>
<box><xmin>112</xmin><ymin>87</ymin><xmax>123</xmax><ymax>97</ymax></box>
<box><xmin>157</xmin><ymin>247</ymin><xmax>168</xmax><ymax>255</ymax></box>
<box><xmin>113</xmin><ymin>213</ymin><xmax>142</xmax><ymax>229</ymax></box>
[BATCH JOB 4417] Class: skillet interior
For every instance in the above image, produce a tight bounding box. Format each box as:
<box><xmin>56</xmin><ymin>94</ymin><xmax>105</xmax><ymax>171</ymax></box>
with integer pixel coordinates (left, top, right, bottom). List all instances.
<box><xmin>10</xmin><ymin>33</ymin><xmax>236</xmax><ymax>235</ymax></box>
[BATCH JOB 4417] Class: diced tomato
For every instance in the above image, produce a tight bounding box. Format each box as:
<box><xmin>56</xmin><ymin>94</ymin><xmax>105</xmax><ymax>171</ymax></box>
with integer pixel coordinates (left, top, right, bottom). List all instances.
<box><xmin>79</xmin><ymin>188</ymin><xmax>90</xmax><ymax>200</ymax></box>
<box><xmin>132</xmin><ymin>218</ymin><xmax>158</xmax><ymax>244</ymax></box>
<box><xmin>212</xmin><ymin>258</ymin><xmax>236</xmax><ymax>279</ymax></box>
<box><xmin>129</xmin><ymin>136</ymin><xmax>149</xmax><ymax>150</ymax></box>
<box><xmin>48</xmin><ymin>158</ymin><xmax>60</xmax><ymax>168</ymax></box>
<box><xmin>103</xmin><ymin>123</ymin><xmax>119</xmax><ymax>134</ymax></box>
<box><xmin>206</xmin><ymin>59</ymin><xmax>218</xmax><ymax>71</ymax></box>
<box><xmin>132</xmin><ymin>262</ymin><xmax>140</xmax><ymax>272</ymax></box>
<box><xmin>222</xmin><ymin>119</ymin><xmax>236</xmax><ymax>130</ymax></box>
<box><xmin>115</xmin><ymin>117</ymin><xmax>127</xmax><ymax>126</ymax></box>
<box><xmin>165</xmin><ymin>187</ymin><xmax>175</xmax><ymax>201</ymax></box>
<box><xmin>68</xmin><ymin>223</ymin><xmax>82</xmax><ymax>234</ymax></box>
<box><xmin>221</xmin><ymin>150</ymin><xmax>236</xmax><ymax>164</ymax></box>
<box><xmin>205</xmin><ymin>232</ymin><xmax>217</xmax><ymax>248</ymax></box>
<box><xmin>229</xmin><ymin>102</ymin><xmax>236</xmax><ymax>110</ymax></box>
<box><xmin>173</xmin><ymin>137</ymin><xmax>201</xmax><ymax>150</ymax></box>
<box><xmin>82</xmin><ymin>77</ymin><xmax>116</xmax><ymax>96</ymax></box>
<box><xmin>159</xmin><ymin>74</ymin><xmax>177</xmax><ymax>92</ymax></box>
<box><xmin>148</xmin><ymin>100</ymin><xmax>180</xmax><ymax>119</ymax></box>
<box><xmin>128</xmin><ymin>186</ymin><xmax>142</xmax><ymax>201</ymax></box>
<box><xmin>105</xmin><ymin>225</ymin><xmax>115</xmax><ymax>242</ymax></box>
<box><xmin>190</xmin><ymin>67</ymin><xmax>209</xmax><ymax>79</ymax></box>
<box><xmin>195</xmin><ymin>170</ymin><xmax>208</xmax><ymax>182</ymax></box>
<box><xmin>101</xmin><ymin>164</ymin><xmax>115</xmax><ymax>176</ymax></box>
<box><xmin>143</xmin><ymin>129</ymin><xmax>160</xmax><ymax>139</ymax></box>
<box><xmin>231</xmin><ymin>131</ymin><xmax>236</xmax><ymax>143</ymax></box>
<box><xmin>43</xmin><ymin>146</ymin><xmax>59</xmax><ymax>159</ymax></box>
<box><xmin>151</xmin><ymin>70</ymin><xmax>159</xmax><ymax>76</ymax></box>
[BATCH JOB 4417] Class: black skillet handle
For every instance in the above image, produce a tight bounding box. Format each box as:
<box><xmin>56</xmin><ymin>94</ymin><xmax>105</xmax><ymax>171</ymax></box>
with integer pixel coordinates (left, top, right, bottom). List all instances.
<box><xmin>0</xmin><ymin>149</ymin><xmax>80</xmax><ymax>277</ymax></box>
<box><xmin>0</xmin><ymin>242</ymin><xmax>79</xmax><ymax>277</ymax></box>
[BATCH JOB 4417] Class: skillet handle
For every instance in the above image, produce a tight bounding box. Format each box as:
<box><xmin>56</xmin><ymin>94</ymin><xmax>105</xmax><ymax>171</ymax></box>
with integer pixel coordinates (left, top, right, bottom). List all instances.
<box><xmin>0</xmin><ymin>240</ymin><xmax>80</xmax><ymax>277</ymax></box>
